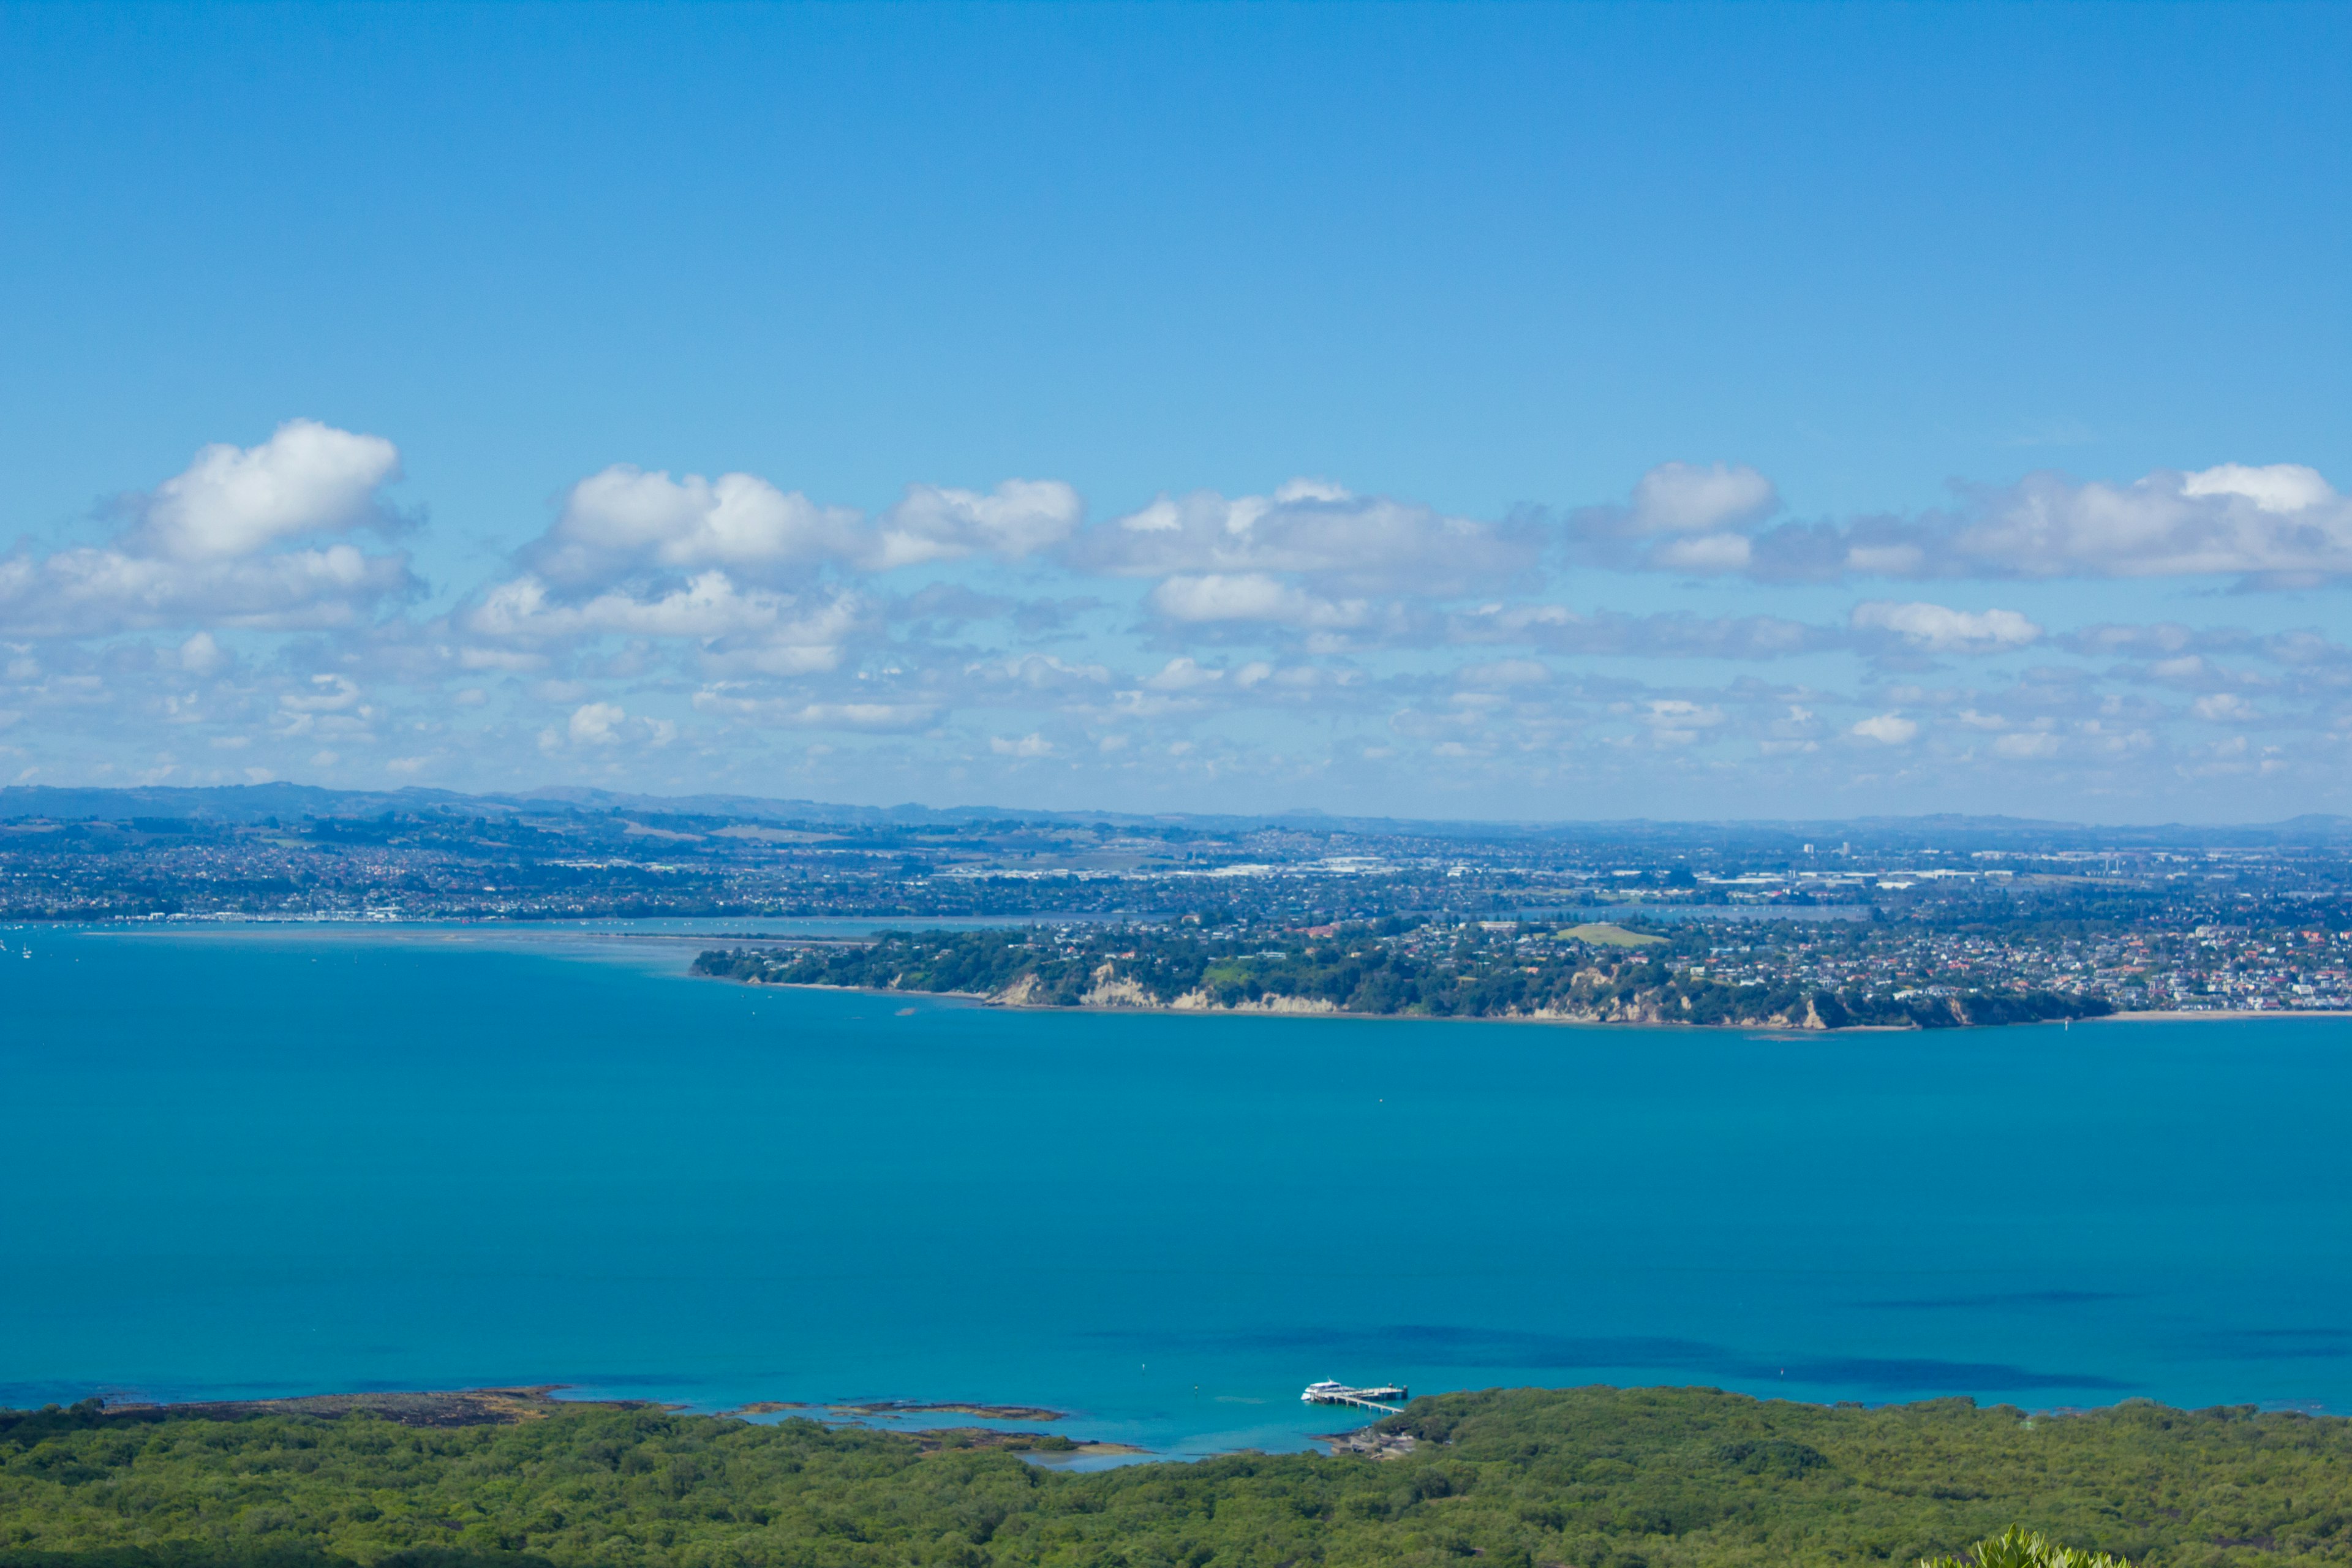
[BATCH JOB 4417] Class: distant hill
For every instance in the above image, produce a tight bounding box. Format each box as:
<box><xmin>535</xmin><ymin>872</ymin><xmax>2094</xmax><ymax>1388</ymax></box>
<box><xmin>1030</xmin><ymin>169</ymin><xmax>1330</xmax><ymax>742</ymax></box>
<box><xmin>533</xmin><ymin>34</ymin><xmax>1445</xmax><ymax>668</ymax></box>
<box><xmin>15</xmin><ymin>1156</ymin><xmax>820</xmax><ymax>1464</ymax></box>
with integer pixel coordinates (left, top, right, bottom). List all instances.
<box><xmin>2</xmin><ymin>782</ymin><xmax>2348</xmax><ymax>849</ymax></box>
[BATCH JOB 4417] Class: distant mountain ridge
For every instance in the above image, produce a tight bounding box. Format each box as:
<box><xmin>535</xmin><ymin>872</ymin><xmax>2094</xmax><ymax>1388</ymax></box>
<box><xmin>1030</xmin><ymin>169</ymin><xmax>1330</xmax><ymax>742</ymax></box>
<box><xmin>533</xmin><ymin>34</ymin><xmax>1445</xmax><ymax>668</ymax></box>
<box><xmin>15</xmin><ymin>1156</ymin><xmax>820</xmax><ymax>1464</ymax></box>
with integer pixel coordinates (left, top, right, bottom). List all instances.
<box><xmin>3</xmin><ymin>782</ymin><xmax>2349</xmax><ymax>849</ymax></box>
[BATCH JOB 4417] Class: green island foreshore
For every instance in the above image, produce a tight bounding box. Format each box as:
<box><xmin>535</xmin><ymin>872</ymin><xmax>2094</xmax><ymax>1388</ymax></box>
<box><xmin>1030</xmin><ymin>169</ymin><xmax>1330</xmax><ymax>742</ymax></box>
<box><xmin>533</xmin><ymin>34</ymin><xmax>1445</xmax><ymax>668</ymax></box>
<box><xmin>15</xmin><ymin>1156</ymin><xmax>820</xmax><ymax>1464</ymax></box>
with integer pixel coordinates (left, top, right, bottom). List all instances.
<box><xmin>6</xmin><ymin>1384</ymin><xmax>2346</xmax><ymax>1567</ymax></box>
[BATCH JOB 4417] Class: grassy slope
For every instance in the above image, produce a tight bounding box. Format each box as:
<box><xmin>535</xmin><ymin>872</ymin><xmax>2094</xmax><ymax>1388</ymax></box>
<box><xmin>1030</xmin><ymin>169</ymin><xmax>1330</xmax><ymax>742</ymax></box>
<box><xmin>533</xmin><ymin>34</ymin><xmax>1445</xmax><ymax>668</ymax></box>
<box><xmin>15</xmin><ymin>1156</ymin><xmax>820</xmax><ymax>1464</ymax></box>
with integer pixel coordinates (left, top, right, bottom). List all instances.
<box><xmin>4</xmin><ymin>1386</ymin><xmax>2347</xmax><ymax>1568</ymax></box>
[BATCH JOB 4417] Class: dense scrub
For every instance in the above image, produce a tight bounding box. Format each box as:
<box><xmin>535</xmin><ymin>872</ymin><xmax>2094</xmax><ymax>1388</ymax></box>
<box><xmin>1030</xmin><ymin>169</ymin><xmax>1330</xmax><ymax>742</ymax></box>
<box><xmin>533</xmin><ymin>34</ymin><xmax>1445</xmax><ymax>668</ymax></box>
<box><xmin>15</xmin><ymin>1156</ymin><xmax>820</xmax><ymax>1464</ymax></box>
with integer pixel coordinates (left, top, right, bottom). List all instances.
<box><xmin>4</xmin><ymin>1386</ymin><xmax>2345</xmax><ymax>1568</ymax></box>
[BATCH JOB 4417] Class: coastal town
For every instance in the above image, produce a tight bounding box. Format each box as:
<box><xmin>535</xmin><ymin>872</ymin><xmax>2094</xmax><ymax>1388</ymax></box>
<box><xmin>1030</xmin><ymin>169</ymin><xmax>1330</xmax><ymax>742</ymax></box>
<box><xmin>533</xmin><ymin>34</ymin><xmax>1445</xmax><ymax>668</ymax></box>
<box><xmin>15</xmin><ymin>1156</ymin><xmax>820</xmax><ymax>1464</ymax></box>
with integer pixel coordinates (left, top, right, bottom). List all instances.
<box><xmin>8</xmin><ymin>785</ymin><xmax>2341</xmax><ymax>1020</ymax></box>
<box><xmin>692</xmin><ymin>906</ymin><xmax>2352</xmax><ymax>1026</ymax></box>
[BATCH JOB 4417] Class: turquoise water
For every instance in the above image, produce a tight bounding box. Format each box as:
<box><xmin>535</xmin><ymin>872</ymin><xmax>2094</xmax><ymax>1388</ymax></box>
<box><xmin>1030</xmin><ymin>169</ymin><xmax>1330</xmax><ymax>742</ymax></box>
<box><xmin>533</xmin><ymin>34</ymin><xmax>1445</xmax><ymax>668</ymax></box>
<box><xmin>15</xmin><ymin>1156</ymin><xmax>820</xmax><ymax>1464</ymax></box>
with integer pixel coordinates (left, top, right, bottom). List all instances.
<box><xmin>4</xmin><ymin>923</ymin><xmax>2349</xmax><ymax>1456</ymax></box>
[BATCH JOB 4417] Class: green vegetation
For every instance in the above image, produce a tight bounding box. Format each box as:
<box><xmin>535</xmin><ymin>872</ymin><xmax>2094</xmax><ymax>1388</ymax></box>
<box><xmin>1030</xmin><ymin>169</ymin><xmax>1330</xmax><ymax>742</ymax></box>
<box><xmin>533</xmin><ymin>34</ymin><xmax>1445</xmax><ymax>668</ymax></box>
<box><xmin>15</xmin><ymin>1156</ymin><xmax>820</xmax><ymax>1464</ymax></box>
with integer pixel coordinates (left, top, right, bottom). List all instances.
<box><xmin>1926</xmin><ymin>1526</ymin><xmax>2129</xmax><ymax>1568</ymax></box>
<box><xmin>4</xmin><ymin>1386</ymin><xmax>2345</xmax><ymax>1568</ymax></box>
<box><xmin>693</xmin><ymin>921</ymin><xmax>2111</xmax><ymax>1030</ymax></box>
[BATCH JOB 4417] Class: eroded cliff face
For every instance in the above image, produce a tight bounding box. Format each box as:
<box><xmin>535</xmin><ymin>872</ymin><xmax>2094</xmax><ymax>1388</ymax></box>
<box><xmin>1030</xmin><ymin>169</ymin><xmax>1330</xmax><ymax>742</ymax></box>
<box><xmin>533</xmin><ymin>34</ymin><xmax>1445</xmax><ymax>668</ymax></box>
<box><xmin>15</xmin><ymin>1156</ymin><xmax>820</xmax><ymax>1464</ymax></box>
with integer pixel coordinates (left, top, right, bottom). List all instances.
<box><xmin>1015</xmin><ymin>974</ymin><xmax>2062</xmax><ymax>1030</ymax></box>
<box><xmin>1079</xmin><ymin>963</ymin><xmax>1155</xmax><ymax>1009</ymax></box>
<box><xmin>992</xmin><ymin>972</ymin><xmax>1045</xmax><ymax>1007</ymax></box>
<box><xmin>989</xmin><ymin>965</ymin><xmax>1346</xmax><ymax>1014</ymax></box>
<box><xmin>1520</xmin><ymin>987</ymin><xmax>1825</xmax><ymax>1028</ymax></box>
<box><xmin>1167</xmin><ymin>989</ymin><xmax>1340</xmax><ymax>1015</ymax></box>
<box><xmin>986</xmin><ymin>968</ymin><xmax>1829</xmax><ymax>1027</ymax></box>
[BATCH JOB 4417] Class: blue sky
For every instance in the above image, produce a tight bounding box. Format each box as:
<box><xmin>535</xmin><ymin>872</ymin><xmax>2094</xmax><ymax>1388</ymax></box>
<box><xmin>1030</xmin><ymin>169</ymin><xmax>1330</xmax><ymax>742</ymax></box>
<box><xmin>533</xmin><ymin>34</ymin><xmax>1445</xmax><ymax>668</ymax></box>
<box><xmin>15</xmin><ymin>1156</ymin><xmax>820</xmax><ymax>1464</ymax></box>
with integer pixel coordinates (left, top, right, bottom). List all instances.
<box><xmin>3</xmin><ymin>1</ymin><xmax>2349</xmax><ymax>820</ymax></box>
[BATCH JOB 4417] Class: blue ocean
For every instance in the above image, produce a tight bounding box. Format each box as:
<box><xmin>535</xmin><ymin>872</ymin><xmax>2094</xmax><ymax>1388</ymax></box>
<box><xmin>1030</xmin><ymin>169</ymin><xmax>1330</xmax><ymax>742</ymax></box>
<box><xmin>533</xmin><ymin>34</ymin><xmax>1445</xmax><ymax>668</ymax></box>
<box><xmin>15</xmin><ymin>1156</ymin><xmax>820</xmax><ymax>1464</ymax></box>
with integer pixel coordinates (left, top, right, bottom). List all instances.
<box><xmin>4</xmin><ymin>922</ymin><xmax>2349</xmax><ymax>1457</ymax></box>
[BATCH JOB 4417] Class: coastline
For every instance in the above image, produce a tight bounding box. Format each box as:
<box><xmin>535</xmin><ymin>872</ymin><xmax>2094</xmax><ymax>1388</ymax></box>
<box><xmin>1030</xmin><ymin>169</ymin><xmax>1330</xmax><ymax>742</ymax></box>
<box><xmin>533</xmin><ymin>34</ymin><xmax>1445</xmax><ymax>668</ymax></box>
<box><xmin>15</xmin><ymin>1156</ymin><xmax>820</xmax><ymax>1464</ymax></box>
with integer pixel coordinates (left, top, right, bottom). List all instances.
<box><xmin>2103</xmin><ymin>1008</ymin><xmax>2352</xmax><ymax>1021</ymax></box>
<box><xmin>707</xmin><ymin>973</ymin><xmax>2164</xmax><ymax>1032</ymax></box>
<box><xmin>84</xmin><ymin>1387</ymin><xmax>650</xmax><ymax>1427</ymax></box>
<box><xmin>62</xmin><ymin>1386</ymin><xmax>1150</xmax><ymax>1457</ymax></box>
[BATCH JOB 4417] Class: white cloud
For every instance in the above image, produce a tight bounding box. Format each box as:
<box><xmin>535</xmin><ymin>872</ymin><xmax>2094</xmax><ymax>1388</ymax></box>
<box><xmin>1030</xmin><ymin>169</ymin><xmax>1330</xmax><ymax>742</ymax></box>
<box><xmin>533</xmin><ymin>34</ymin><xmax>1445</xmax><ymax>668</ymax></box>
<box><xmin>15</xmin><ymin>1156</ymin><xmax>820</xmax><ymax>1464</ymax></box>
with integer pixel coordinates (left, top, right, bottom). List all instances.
<box><xmin>2180</xmin><ymin>462</ymin><xmax>2334</xmax><ymax>514</ymax></box>
<box><xmin>1566</xmin><ymin>462</ymin><xmax>1778</xmax><ymax>569</ymax></box>
<box><xmin>524</xmin><ymin>467</ymin><xmax>1080</xmax><ymax>589</ymax></box>
<box><xmin>568</xmin><ymin>701</ymin><xmax>626</xmax><ymax>745</ymax></box>
<box><xmin>1585</xmin><ymin>461</ymin><xmax>2352</xmax><ymax>584</ymax></box>
<box><xmin>135</xmin><ymin>419</ymin><xmax>403</xmax><ymax>560</ymax></box>
<box><xmin>279</xmin><ymin>674</ymin><xmax>361</xmax><ymax>714</ymax></box>
<box><xmin>1994</xmin><ymin>731</ymin><xmax>2061</xmax><ymax>758</ymax></box>
<box><xmin>526</xmin><ymin>467</ymin><xmax>861</xmax><ymax>589</ymax></box>
<box><xmin>1148</xmin><ymin>573</ymin><xmax>1372</xmax><ymax>628</ymax></box>
<box><xmin>1456</xmin><ymin>658</ymin><xmax>1551</xmax><ymax>689</ymax></box>
<box><xmin>0</xmin><ymin>543</ymin><xmax>418</xmax><ymax>638</ymax></box>
<box><xmin>1144</xmin><ymin>657</ymin><xmax>1228</xmax><ymax>691</ymax></box>
<box><xmin>1074</xmin><ymin>478</ymin><xmax>1538</xmax><ymax>595</ymax></box>
<box><xmin>467</xmin><ymin>573</ymin><xmax>860</xmax><ymax>673</ymax></box>
<box><xmin>989</xmin><ymin>732</ymin><xmax>1054</xmax><ymax>757</ymax></box>
<box><xmin>178</xmin><ymin>631</ymin><xmax>226</xmax><ymax>675</ymax></box>
<box><xmin>1447</xmin><ymin>603</ymin><xmax>1835</xmax><ymax>660</ymax></box>
<box><xmin>1851</xmin><ymin>713</ymin><xmax>1919</xmax><ymax>745</ymax></box>
<box><xmin>1948</xmin><ymin>466</ymin><xmax>2352</xmax><ymax>581</ymax></box>
<box><xmin>1653</xmin><ymin>533</ymin><xmax>1755</xmax><ymax>573</ymax></box>
<box><xmin>1623</xmin><ymin>462</ymin><xmax>1779</xmax><ymax>535</ymax></box>
<box><xmin>869</xmin><ymin>480</ymin><xmax>1082</xmax><ymax>568</ymax></box>
<box><xmin>1642</xmin><ymin>698</ymin><xmax>1725</xmax><ymax>747</ymax></box>
<box><xmin>1850</xmin><ymin>600</ymin><xmax>2043</xmax><ymax>654</ymax></box>
<box><xmin>977</xmin><ymin>653</ymin><xmax>1113</xmax><ymax>690</ymax></box>
<box><xmin>2192</xmin><ymin>692</ymin><xmax>2261</xmax><ymax>723</ymax></box>
<box><xmin>0</xmin><ymin>420</ymin><xmax>418</xmax><ymax>638</ymax></box>
<box><xmin>690</xmin><ymin>688</ymin><xmax>939</xmax><ymax>731</ymax></box>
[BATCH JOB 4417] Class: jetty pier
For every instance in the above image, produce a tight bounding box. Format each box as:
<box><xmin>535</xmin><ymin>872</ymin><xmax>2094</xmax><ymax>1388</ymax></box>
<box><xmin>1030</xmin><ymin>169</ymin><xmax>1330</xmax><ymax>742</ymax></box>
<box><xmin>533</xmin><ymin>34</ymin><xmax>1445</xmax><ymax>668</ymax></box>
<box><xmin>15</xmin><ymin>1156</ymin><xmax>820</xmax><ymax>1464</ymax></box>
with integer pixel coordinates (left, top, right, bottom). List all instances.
<box><xmin>1300</xmin><ymin>1380</ymin><xmax>1409</xmax><ymax>1412</ymax></box>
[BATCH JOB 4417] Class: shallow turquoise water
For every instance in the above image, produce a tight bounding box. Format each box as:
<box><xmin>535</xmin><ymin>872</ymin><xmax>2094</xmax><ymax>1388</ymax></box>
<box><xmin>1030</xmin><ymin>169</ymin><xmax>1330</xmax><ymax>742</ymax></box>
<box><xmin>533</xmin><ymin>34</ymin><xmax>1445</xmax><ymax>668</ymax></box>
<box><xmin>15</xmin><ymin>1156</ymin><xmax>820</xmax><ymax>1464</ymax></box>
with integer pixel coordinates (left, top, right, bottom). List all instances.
<box><xmin>3</xmin><ymin>923</ymin><xmax>2348</xmax><ymax>1455</ymax></box>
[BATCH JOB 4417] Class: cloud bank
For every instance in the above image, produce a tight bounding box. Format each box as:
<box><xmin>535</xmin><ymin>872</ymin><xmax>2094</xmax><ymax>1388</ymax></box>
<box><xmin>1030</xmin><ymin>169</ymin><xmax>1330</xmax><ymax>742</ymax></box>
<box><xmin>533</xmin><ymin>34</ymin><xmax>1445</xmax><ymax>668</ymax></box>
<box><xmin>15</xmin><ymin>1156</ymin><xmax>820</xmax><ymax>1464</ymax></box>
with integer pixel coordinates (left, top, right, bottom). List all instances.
<box><xmin>7</xmin><ymin>422</ymin><xmax>2348</xmax><ymax>817</ymax></box>
<box><xmin>1575</xmin><ymin>461</ymin><xmax>2352</xmax><ymax>587</ymax></box>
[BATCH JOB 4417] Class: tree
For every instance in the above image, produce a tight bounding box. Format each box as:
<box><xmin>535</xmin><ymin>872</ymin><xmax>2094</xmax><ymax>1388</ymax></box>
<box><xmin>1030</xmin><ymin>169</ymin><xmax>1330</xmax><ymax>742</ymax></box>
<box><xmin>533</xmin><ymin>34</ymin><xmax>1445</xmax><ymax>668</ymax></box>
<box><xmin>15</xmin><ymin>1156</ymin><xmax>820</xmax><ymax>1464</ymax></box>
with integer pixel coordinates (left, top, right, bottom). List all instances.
<box><xmin>1923</xmin><ymin>1526</ymin><xmax>2128</xmax><ymax>1568</ymax></box>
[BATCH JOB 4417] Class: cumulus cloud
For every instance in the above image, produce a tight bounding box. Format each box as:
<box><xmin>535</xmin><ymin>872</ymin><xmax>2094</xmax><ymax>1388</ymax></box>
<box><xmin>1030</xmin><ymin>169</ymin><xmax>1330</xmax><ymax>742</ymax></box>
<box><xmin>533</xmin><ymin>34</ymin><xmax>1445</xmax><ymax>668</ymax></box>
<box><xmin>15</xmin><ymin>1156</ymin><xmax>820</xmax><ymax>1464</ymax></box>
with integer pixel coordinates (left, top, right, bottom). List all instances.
<box><xmin>465</xmin><ymin>574</ymin><xmax>861</xmax><ymax>675</ymax></box>
<box><xmin>0</xmin><ymin>545</ymin><xmax>417</xmax><ymax>638</ymax></box>
<box><xmin>975</xmin><ymin>653</ymin><xmax>1113</xmax><ymax>691</ymax></box>
<box><xmin>1945</xmin><ymin>464</ymin><xmax>2352</xmax><ymax>582</ymax></box>
<box><xmin>1566</xmin><ymin>462</ymin><xmax>1779</xmax><ymax>570</ymax></box>
<box><xmin>1448</xmin><ymin>603</ymin><xmax>1837</xmax><ymax>660</ymax></box>
<box><xmin>1072</xmin><ymin>478</ymin><xmax>1539</xmax><ymax>596</ymax></box>
<box><xmin>568</xmin><ymin>701</ymin><xmax>626</xmax><ymax>745</ymax></box>
<box><xmin>1142</xmin><ymin>657</ymin><xmax>1227</xmax><ymax>692</ymax></box>
<box><xmin>1147</xmin><ymin>573</ymin><xmax>1374</xmax><ymax>629</ymax></box>
<box><xmin>1642</xmin><ymin>698</ymin><xmax>1726</xmax><ymax>746</ymax></box>
<box><xmin>2057</xmin><ymin>621</ymin><xmax>2352</xmax><ymax>671</ymax></box>
<box><xmin>2192</xmin><ymin>692</ymin><xmax>2262</xmax><ymax>723</ymax></box>
<box><xmin>1993</xmin><ymin>731</ymin><xmax>2062</xmax><ymax>759</ymax></box>
<box><xmin>178</xmin><ymin>631</ymin><xmax>227</xmax><ymax>676</ymax></box>
<box><xmin>1850</xmin><ymin>600</ymin><xmax>2043</xmax><ymax>654</ymax></box>
<box><xmin>869</xmin><ymin>480</ymin><xmax>1082</xmax><ymax>569</ymax></box>
<box><xmin>0</xmin><ymin>421</ymin><xmax>418</xmax><ymax>639</ymax></box>
<box><xmin>129</xmin><ymin>421</ymin><xmax>402</xmax><ymax>562</ymax></box>
<box><xmin>522</xmin><ymin>467</ymin><xmax>1079</xmax><ymax>590</ymax></box>
<box><xmin>539</xmin><ymin>700</ymin><xmax>677</xmax><ymax>753</ymax></box>
<box><xmin>1625</xmin><ymin>463</ymin><xmax>1780</xmax><ymax>535</ymax></box>
<box><xmin>130</xmin><ymin>420</ymin><xmax>404</xmax><ymax>560</ymax></box>
<box><xmin>1851</xmin><ymin>713</ymin><xmax>1920</xmax><ymax>744</ymax></box>
<box><xmin>524</xmin><ymin>467</ymin><xmax>859</xmax><ymax>589</ymax></box>
<box><xmin>690</xmin><ymin>688</ymin><xmax>940</xmax><ymax>731</ymax></box>
<box><xmin>1578</xmin><ymin>461</ymin><xmax>2352</xmax><ymax>585</ymax></box>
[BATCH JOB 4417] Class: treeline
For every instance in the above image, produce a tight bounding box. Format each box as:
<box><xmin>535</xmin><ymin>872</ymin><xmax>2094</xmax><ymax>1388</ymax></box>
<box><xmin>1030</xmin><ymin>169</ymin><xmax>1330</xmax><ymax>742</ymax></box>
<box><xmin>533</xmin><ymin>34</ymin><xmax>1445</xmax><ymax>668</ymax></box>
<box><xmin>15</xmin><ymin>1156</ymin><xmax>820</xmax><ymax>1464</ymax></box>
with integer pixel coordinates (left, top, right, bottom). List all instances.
<box><xmin>692</xmin><ymin>925</ymin><xmax>2111</xmax><ymax>1029</ymax></box>
<box><xmin>3</xmin><ymin>1386</ymin><xmax>2346</xmax><ymax>1567</ymax></box>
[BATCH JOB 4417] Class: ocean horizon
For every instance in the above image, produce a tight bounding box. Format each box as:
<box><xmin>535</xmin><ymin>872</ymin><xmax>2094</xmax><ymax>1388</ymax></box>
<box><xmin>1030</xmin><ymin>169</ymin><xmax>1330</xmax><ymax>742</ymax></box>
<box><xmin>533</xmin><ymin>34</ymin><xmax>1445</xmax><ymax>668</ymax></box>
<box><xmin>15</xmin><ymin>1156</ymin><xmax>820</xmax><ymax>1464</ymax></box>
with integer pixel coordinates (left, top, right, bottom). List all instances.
<box><xmin>6</xmin><ymin>921</ymin><xmax>2348</xmax><ymax>1457</ymax></box>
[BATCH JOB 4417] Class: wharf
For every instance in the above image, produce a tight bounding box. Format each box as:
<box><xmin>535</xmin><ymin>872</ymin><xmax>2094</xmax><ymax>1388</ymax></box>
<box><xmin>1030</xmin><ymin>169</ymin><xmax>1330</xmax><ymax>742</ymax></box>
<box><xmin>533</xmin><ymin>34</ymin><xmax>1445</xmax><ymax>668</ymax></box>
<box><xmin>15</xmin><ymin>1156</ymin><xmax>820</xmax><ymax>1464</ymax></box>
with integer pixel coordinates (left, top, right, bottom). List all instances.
<box><xmin>1300</xmin><ymin>1380</ymin><xmax>1408</xmax><ymax>1413</ymax></box>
